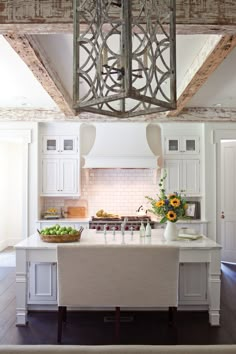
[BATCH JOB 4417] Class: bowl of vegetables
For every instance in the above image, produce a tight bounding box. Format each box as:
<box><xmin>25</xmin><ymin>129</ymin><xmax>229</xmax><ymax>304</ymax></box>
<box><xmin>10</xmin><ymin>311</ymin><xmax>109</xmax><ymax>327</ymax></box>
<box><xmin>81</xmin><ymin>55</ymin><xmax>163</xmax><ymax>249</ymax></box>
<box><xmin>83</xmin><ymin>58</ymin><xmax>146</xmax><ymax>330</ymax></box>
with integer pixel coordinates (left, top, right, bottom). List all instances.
<box><xmin>38</xmin><ymin>224</ymin><xmax>83</xmax><ymax>243</ymax></box>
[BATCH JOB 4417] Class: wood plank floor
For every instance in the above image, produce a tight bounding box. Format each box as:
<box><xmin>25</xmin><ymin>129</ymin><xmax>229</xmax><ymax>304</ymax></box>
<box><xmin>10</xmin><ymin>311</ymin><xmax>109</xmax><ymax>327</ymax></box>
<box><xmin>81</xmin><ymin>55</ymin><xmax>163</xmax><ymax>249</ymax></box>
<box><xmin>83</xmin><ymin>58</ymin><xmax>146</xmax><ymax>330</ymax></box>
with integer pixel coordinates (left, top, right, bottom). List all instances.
<box><xmin>0</xmin><ymin>263</ymin><xmax>236</xmax><ymax>345</ymax></box>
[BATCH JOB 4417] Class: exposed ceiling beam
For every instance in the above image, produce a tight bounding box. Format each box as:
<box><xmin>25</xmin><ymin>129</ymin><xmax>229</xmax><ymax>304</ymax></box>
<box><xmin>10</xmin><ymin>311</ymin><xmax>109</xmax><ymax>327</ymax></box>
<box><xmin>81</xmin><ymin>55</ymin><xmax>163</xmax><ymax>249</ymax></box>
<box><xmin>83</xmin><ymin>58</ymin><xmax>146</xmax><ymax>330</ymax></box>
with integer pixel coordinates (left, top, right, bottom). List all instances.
<box><xmin>1</xmin><ymin>107</ymin><xmax>236</xmax><ymax>122</ymax></box>
<box><xmin>167</xmin><ymin>35</ymin><xmax>236</xmax><ymax>117</ymax></box>
<box><xmin>26</xmin><ymin>34</ymin><xmax>73</xmax><ymax>112</ymax></box>
<box><xmin>4</xmin><ymin>33</ymin><xmax>74</xmax><ymax>116</ymax></box>
<box><xmin>1</xmin><ymin>1</ymin><xmax>236</xmax><ymax>34</ymax></box>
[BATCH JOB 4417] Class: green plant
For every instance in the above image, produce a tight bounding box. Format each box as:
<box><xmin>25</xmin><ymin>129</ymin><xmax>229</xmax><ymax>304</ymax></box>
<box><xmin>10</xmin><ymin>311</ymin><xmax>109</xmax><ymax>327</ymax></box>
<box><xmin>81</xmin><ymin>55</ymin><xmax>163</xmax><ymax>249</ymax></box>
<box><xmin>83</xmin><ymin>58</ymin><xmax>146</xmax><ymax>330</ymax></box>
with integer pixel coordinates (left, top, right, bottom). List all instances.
<box><xmin>146</xmin><ymin>171</ymin><xmax>188</xmax><ymax>223</ymax></box>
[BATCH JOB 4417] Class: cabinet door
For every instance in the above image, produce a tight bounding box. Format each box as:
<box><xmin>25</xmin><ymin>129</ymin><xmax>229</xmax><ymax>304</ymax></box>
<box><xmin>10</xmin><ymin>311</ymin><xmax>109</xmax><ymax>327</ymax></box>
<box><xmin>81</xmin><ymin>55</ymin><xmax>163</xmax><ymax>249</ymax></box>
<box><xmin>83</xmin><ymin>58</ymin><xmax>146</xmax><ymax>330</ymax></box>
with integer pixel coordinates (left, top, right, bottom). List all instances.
<box><xmin>165</xmin><ymin>137</ymin><xmax>181</xmax><ymax>154</ymax></box>
<box><xmin>182</xmin><ymin>159</ymin><xmax>200</xmax><ymax>194</ymax></box>
<box><xmin>42</xmin><ymin>159</ymin><xmax>59</xmax><ymax>194</ymax></box>
<box><xmin>179</xmin><ymin>263</ymin><xmax>208</xmax><ymax>304</ymax></box>
<box><xmin>60</xmin><ymin>136</ymin><xmax>77</xmax><ymax>154</ymax></box>
<box><xmin>42</xmin><ymin>136</ymin><xmax>60</xmax><ymax>154</ymax></box>
<box><xmin>60</xmin><ymin>159</ymin><xmax>77</xmax><ymax>194</ymax></box>
<box><xmin>164</xmin><ymin>160</ymin><xmax>182</xmax><ymax>193</ymax></box>
<box><xmin>182</xmin><ymin>136</ymin><xmax>200</xmax><ymax>154</ymax></box>
<box><xmin>28</xmin><ymin>262</ymin><xmax>57</xmax><ymax>304</ymax></box>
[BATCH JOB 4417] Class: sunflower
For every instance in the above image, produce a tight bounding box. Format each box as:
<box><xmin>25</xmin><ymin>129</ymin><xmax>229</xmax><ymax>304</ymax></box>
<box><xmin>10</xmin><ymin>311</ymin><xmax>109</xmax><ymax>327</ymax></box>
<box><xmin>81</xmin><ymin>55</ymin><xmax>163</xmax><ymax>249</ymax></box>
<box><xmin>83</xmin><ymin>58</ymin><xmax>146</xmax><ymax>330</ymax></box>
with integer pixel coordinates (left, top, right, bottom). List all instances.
<box><xmin>156</xmin><ymin>200</ymin><xmax>165</xmax><ymax>207</ymax></box>
<box><xmin>166</xmin><ymin>211</ymin><xmax>177</xmax><ymax>221</ymax></box>
<box><xmin>170</xmin><ymin>198</ymin><xmax>181</xmax><ymax>208</ymax></box>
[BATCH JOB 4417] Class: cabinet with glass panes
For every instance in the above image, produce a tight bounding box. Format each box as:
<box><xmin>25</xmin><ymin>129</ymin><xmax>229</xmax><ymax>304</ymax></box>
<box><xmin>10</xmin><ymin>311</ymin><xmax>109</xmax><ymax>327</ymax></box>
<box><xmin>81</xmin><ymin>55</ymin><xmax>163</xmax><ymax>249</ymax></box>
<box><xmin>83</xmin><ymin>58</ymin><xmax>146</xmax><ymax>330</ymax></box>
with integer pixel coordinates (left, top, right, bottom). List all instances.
<box><xmin>164</xmin><ymin>136</ymin><xmax>199</xmax><ymax>155</ymax></box>
<box><xmin>42</xmin><ymin>136</ymin><xmax>77</xmax><ymax>155</ymax></box>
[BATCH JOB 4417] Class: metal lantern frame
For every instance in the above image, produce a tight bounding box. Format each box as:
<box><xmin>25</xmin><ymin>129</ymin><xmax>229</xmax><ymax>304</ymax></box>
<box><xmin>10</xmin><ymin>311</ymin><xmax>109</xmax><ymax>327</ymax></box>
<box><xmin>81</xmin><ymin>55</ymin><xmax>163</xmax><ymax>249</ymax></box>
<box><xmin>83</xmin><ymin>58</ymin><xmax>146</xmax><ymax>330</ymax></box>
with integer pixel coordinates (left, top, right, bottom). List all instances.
<box><xmin>73</xmin><ymin>0</ymin><xmax>176</xmax><ymax>118</ymax></box>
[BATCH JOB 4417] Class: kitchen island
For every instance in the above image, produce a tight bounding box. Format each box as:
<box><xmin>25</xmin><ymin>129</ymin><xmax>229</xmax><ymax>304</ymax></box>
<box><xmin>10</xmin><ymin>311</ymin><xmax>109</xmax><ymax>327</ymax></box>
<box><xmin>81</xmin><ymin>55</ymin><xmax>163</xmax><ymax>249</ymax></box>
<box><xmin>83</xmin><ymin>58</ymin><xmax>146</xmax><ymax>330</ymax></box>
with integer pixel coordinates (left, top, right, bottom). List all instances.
<box><xmin>15</xmin><ymin>229</ymin><xmax>221</xmax><ymax>327</ymax></box>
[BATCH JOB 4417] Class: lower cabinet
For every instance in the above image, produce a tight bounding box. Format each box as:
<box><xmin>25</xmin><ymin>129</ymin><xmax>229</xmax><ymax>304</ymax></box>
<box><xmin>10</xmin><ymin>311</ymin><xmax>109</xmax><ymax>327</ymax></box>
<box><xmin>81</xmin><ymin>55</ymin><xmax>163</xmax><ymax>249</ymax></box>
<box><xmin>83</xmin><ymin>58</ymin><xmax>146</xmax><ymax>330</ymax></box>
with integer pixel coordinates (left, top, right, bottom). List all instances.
<box><xmin>27</xmin><ymin>261</ymin><xmax>208</xmax><ymax>306</ymax></box>
<box><xmin>179</xmin><ymin>263</ymin><xmax>208</xmax><ymax>305</ymax></box>
<box><xmin>28</xmin><ymin>262</ymin><xmax>57</xmax><ymax>304</ymax></box>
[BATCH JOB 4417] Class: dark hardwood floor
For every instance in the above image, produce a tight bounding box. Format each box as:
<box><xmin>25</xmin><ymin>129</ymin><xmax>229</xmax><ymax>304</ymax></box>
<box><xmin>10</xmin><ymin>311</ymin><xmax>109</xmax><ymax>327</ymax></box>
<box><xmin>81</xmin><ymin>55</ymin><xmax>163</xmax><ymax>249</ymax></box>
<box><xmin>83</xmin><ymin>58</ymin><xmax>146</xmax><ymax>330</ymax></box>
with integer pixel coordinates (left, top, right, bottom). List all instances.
<box><xmin>0</xmin><ymin>263</ymin><xmax>236</xmax><ymax>345</ymax></box>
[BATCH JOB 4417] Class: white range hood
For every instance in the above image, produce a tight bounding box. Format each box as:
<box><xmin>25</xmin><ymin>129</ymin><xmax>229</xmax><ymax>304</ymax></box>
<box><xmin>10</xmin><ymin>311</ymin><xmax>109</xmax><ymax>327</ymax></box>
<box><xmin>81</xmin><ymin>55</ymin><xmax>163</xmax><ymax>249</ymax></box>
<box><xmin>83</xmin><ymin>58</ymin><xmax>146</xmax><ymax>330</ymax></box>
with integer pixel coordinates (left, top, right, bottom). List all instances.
<box><xmin>83</xmin><ymin>123</ymin><xmax>158</xmax><ymax>169</ymax></box>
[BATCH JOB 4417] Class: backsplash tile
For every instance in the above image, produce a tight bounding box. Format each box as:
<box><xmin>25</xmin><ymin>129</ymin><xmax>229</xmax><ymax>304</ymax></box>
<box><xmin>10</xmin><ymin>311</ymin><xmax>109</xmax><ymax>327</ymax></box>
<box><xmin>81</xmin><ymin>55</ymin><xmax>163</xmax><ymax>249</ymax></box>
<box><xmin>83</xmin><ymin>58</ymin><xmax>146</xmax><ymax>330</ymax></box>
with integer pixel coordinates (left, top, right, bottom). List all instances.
<box><xmin>42</xmin><ymin>169</ymin><xmax>160</xmax><ymax>217</ymax></box>
<box><xmin>81</xmin><ymin>169</ymin><xmax>160</xmax><ymax>216</ymax></box>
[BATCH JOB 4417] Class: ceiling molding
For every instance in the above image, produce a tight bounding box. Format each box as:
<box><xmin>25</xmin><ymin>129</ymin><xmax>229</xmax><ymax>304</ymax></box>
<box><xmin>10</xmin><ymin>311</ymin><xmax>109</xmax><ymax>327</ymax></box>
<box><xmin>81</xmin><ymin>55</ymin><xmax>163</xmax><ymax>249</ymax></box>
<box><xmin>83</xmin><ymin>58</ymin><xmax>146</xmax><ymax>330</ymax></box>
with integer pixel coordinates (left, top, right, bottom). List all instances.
<box><xmin>1</xmin><ymin>107</ymin><xmax>236</xmax><ymax>122</ymax></box>
<box><xmin>4</xmin><ymin>33</ymin><xmax>74</xmax><ymax>116</ymax></box>
<box><xmin>1</xmin><ymin>1</ymin><xmax>236</xmax><ymax>34</ymax></box>
<box><xmin>167</xmin><ymin>35</ymin><xmax>236</xmax><ymax>117</ymax></box>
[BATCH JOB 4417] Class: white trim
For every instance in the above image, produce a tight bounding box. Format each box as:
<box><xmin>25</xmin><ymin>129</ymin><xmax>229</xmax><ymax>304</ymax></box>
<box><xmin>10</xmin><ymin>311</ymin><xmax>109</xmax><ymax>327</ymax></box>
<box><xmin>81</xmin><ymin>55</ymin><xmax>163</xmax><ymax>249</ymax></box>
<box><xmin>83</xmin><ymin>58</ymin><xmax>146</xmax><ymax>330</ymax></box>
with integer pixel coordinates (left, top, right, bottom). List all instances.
<box><xmin>214</xmin><ymin>129</ymin><xmax>236</xmax><ymax>245</ymax></box>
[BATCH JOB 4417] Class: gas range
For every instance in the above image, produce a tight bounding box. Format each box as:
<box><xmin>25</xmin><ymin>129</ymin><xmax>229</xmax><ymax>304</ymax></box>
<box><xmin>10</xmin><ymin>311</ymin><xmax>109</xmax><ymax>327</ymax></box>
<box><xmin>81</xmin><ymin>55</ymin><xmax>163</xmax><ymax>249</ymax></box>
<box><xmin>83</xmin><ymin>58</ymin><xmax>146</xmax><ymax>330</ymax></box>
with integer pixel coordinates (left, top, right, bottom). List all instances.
<box><xmin>89</xmin><ymin>216</ymin><xmax>154</xmax><ymax>232</ymax></box>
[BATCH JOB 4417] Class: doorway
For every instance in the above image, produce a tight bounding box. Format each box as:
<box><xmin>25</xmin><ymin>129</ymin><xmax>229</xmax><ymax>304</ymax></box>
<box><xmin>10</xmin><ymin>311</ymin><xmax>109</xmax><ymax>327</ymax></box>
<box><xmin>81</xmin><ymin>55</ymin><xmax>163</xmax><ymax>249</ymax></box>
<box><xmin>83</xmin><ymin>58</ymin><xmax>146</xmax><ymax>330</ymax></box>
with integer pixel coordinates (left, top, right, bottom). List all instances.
<box><xmin>0</xmin><ymin>129</ymin><xmax>31</xmax><ymax>252</ymax></box>
<box><xmin>0</xmin><ymin>140</ymin><xmax>24</xmax><ymax>252</ymax></box>
<box><xmin>219</xmin><ymin>140</ymin><xmax>236</xmax><ymax>263</ymax></box>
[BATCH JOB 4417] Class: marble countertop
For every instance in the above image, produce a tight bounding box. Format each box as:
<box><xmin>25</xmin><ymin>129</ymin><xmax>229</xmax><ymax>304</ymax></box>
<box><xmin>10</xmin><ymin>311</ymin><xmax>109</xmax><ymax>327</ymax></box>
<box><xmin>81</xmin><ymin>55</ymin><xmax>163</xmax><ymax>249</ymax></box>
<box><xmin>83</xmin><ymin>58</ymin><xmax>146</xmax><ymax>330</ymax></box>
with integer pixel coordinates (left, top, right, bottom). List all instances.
<box><xmin>15</xmin><ymin>229</ymin><xmax>221</xmax><ymax>250</ymax></box>
<box><xmin>37</xmin><ymin>217</ymin><xmax>207</xmax><ymax>224</ymax></box>
<box><xmin>37</xmin><ymin>218</ymin><xmax>91</xmax><ymax>223</ymax></box>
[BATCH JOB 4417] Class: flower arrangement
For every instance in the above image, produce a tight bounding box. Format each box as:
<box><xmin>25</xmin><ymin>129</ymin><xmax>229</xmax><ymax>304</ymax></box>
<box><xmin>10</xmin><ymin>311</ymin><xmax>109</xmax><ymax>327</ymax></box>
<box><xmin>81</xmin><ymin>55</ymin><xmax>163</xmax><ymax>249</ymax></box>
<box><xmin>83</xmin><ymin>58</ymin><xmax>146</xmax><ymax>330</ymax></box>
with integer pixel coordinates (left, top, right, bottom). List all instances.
<box><xmin>146</xmin><ymin>171</ymin><xmax>188</xmax><ymax>223</ymax></box>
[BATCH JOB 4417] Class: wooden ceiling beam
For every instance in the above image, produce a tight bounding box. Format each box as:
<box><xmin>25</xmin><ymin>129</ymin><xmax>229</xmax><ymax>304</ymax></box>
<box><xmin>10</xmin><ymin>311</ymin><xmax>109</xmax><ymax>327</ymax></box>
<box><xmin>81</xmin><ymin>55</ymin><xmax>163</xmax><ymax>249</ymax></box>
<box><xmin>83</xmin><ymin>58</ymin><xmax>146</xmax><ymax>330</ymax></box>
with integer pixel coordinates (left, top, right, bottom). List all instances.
<box><xmin>4</xmin><ymin>33</ymin><xmax>74</xmax><ymax>116</ymax></box>
<box><xmin>1</xmin><ymin>107</ymin><xmax>236</xmax><ymax>122</ymax></box>
<box><xmin>167</xmin><ymin>35</ymin><xmax>236</xmax><ymax>117</ymax></box>
<box><xmin>1</xmin><ymin>1</ymin><xmax>236</xmax><ymax>34</ymax></box>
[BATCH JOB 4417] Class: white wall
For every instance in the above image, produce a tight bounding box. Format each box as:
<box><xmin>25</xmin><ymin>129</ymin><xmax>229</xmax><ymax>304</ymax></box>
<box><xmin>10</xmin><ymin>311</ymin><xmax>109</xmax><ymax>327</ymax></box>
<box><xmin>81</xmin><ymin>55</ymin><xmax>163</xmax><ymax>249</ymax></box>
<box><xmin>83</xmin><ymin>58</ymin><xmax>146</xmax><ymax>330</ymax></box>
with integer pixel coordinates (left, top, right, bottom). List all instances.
<box><xmin>0</xmin><ymin>142</ymin><xmax>23</xmax><ymax>250</ymax></box>
<box><xmin>0</xmin><ymin>122</ymin><xmax>38</xmax><ymax>239</ymax></box>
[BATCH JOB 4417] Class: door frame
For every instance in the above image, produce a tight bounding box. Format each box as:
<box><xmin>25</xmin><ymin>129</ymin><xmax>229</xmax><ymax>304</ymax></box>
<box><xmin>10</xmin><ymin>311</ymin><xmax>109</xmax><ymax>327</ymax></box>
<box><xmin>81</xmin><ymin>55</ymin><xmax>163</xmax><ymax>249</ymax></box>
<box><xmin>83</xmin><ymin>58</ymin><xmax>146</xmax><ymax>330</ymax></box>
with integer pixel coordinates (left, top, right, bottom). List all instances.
<box><xmin>214</xmin><ymin>129</ymin><xmax>236</xmax><ymax>246</ymax></box>
<box><xmin>0</xmin><ymin>130</ymin><xmax>31</xmax><ymax>242</ymax></box>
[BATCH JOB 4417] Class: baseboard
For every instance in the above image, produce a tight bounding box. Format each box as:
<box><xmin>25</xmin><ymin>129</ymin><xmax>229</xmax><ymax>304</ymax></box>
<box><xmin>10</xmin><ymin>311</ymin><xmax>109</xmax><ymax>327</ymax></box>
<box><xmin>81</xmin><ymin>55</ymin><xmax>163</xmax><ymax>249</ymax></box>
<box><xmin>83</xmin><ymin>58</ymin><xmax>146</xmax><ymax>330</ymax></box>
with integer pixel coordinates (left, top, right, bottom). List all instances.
<box><xmin>0</xmin><ymin>238</ymin><xmax>21</xmax><ymax>251</ymax></box>
<box><xmin>0</xmin><ymin>240</ymin><xmax>9</xmax><ymax>252</ymax></box>
<box><xmin>7</xmin><ymin>238</ymin><xmax>21</xmax><ymax>247</ymax></box>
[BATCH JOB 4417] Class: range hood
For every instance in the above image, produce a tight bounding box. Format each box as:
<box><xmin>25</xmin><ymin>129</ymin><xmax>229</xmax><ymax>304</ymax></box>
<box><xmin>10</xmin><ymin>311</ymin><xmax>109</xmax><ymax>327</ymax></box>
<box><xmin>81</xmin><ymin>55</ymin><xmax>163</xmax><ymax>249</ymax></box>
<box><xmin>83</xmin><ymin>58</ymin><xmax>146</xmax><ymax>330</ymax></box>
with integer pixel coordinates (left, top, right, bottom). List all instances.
<box><xmin>83</xmin><ymin>123</ymin><xmax>158</xmax><ymax>169</ymax></box>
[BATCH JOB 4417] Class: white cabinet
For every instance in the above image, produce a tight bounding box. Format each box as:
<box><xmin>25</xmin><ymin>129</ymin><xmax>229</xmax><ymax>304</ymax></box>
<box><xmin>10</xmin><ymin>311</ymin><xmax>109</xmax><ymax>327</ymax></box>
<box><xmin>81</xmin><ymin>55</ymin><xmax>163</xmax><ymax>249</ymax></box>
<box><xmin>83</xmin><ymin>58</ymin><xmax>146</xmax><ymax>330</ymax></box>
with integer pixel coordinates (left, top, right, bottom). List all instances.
<box><xmin>28</xmin><ymin>262</ymin><xmax>57</xmax><ymax>304</ymax></box>
<box><xmin>41</xmin><ymin>158</ymin><xmax>78</xmax><ymax>196</ymax></box>
<box><xmin>164</xmin><ymin>159</ymin><xmax>200</xmax><ymax>195</ymax></box>
<box><xmin>42</xmin><ymin>136</ymin><xmax>77</xmax><ymax>155</ymax></box>
<box><xmin>165</xmin><ymin>136</ymin><xmax>199</xmax><ymax>155</ymax></box>
<box><xmin>179</xmin><ymin>263</ymin><xmax>208</xmax><ymax>305</ymax></box>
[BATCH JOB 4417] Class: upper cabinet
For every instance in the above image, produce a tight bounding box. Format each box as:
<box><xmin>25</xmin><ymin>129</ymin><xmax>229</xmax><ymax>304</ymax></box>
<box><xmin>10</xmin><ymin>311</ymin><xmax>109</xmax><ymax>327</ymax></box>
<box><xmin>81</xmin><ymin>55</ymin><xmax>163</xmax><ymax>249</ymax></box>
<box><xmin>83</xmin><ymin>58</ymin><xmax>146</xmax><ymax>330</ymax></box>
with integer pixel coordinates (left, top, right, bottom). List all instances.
<box><xmin>165</xmin><ymin>136</ymin><xmax>200</xmax><ymax>155</ymax></box>
<box><xmin>39</xmin><ymin>123</ymin><xmax>81</xmax><ymax>197</ymax></box>
<box><xmin>161</xmin><ymin>124</ymin><xmax>203</xmax><ymax>196</ymax></box>
<box><xmin>42</xmin><ymin>136</ymin><xmax>78</xmax><ymax>155</ymax></box>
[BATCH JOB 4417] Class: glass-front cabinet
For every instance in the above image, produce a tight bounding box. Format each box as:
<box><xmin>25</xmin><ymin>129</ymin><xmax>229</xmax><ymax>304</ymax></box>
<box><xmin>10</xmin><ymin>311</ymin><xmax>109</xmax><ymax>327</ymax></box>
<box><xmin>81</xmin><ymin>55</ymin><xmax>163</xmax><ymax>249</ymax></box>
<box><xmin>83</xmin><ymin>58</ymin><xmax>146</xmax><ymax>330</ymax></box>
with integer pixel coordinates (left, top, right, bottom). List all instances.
<box><xmin>42</xmin><ymin>136</ymin><xmax>77</xmax><ymax>155</ymax></box>
<box><xmin>165</xmin><ymin>136</ymin><xmax>199</xmax><ymax>154</ymax></box>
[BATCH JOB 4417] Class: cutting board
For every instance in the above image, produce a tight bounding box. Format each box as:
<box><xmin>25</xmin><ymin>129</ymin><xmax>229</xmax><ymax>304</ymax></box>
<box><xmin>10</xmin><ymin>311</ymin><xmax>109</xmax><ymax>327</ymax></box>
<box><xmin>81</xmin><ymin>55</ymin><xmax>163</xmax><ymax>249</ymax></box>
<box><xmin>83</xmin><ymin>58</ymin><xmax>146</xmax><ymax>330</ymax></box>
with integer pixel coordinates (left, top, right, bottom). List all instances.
<box><xmin>67</xmin><ymin>207</ymin><xmax>87</xmax><ymax>218</ymax></box>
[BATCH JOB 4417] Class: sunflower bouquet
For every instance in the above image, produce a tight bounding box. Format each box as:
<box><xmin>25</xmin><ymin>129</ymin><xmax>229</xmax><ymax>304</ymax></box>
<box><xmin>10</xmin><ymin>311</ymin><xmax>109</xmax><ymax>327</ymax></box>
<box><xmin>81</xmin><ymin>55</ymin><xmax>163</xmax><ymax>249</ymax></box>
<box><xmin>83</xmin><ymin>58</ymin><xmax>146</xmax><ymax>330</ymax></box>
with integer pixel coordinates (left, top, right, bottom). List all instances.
<box><xmin>146</xmin><ymin>172</ymin><xmax>188</xmax><ymax>223</ymax></box>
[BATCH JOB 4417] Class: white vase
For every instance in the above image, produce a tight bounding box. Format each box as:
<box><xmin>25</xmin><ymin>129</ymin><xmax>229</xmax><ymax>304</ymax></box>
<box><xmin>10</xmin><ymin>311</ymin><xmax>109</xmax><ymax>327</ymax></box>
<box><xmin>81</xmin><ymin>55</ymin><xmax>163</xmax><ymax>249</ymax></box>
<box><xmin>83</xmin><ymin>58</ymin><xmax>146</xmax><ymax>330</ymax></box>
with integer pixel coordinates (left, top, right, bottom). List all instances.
<box><xmin>164</xmin><ymin>221</ymin><xmax>177</xmax><ymax>241</ymax></box>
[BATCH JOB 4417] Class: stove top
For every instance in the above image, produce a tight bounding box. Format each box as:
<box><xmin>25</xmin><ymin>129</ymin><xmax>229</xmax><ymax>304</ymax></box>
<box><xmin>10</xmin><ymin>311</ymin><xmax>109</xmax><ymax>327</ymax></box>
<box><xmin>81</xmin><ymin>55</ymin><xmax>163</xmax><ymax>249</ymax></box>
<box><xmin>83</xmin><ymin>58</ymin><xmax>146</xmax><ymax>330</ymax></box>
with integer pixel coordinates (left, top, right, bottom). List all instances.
<box><xmin>91</xmin><ymin>215</ymin><xmax>152</xmax><ymax>222</ymax></box>
<box><xmin>89</xmin><ymin>215</ymin><xmax>154</xmax><ymax>232</ymax></box>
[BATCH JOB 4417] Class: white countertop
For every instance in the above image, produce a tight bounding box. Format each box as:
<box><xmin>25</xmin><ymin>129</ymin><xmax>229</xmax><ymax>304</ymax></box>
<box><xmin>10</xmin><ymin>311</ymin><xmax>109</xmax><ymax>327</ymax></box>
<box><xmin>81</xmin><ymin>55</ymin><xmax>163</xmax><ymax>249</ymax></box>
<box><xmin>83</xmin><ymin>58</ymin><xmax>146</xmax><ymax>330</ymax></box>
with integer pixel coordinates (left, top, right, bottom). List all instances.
<box><xmin>37</xmin><ymin>217</ymin><xmax>207</xmax><ymax>224</ymax></box>
<box><xmin>151</xmin><ymin>218</ymin><xmax>208</xmax><ymax>224</ymax></box>
<box><xmin>37</xmin><ymin>218</ymin><xmax>91</xmax><ymax>223</ymax></box>
<box><xmin>15</xmin><ymin>229</ymin><xmax>221</xmax><ymax>250</ymax></box>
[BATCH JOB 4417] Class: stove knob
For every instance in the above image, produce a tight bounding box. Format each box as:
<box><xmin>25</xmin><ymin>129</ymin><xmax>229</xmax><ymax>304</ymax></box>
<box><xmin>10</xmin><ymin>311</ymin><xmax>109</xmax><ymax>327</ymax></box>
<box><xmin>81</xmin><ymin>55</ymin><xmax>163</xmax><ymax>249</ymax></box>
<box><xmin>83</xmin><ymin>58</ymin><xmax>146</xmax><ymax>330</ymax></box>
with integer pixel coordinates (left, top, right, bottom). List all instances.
<box><xmin>92</xmin><ymin>225</ymin><xmax>96</xmax><ymax>229</ymax></box>
<box><xmin>125</xmin><ymin>226</ymin><xmax>129</xmax><ymax>231</ymax></box>
<box><xmin>115</xmin><ymin>226</ymin><xmax>119</xmax><ymax>230</ymax></box>
<box><xmin>97</xmin><ymin>226</ymin><xmax>101</xmax><ymax>231</ymax></box>
<box><xmin>106</xmin><ymin>226</ymin><xmax>110</xmax><ymax>230</ymax></box>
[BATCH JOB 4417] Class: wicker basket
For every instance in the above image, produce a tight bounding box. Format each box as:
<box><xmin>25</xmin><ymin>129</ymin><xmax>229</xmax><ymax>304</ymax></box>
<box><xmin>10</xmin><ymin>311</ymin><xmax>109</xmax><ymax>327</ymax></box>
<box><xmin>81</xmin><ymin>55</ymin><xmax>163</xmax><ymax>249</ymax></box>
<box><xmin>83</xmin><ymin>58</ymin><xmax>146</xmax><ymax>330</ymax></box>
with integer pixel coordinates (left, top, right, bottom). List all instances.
<box><xmin>39</xmin><ymin>232</ymin><xmax>81</xmax><ymax>243</ymax></box>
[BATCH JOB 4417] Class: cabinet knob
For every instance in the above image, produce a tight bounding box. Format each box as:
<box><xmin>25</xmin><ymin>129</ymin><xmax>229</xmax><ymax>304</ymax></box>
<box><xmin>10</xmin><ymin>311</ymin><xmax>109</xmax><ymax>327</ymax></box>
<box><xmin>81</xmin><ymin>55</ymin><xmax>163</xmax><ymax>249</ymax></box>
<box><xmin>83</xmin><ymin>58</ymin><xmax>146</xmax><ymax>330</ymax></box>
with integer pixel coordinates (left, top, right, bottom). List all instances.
<box><xmin>221</xmin><ymin>211</ymin><xmax>225</xmax><ymax>219</ymax></box>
